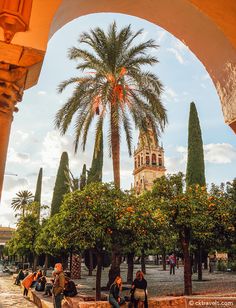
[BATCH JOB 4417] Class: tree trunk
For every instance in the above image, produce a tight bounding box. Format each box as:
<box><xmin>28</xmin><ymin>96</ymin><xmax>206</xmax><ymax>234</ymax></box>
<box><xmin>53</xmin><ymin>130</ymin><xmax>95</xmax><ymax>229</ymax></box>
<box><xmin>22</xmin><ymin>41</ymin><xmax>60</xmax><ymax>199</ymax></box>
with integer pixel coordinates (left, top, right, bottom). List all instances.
<box><xmin>110</xmin><ymin>104</ymin><xmax>120</xmax><ymax>188</ymax></box>
<box><xmin>88</xmin><ymin>249</ymin><xmax>93</xmax><ymax>276</ymax></box>
<box><xmin>193</xmin><ymin>253</ymin><xmax>197</xmax><ymax>273</ymax></box>
<box><xmin>61</xmin><ymin>252</ymin><xmax>68</xmax><ymax>270</ymax></box>
<box><xmin>197</xmin><ymin>243</ymin><xmax>202</xmax><ymax>281</ymax></box>
<box><xmin>127</xmin><ymin>252</ymin><xmax>134</xmax><ymax>284</ymax></box>
<box><xmin>33</xmin><ymin>254</ymin><xmax>38</xmax><ymax>272</ymax></box>
<box><xmin>107</xmin><ymin>245</ymin><xmax>122</xmax><ymax>288</ymax></box>
<box><xmin>155</xmin><ymin>254</ymin><xmax>159</xmax><ymax>265</ymax></box>
<box><xmin>43</xmin><ymin>254</ymin><xmax>49</xmax><ymax>276</ymax></box>
<box><xmin>96</xmin><ymin>252</ymin><xmax>102</xmax><ymax>301</ymax></box>
<box><xmin>180</xmin><ymin>229</ymin><xmax>192</xmax><ymax>295</ymax></box>
<box><xmin>141</xmin><ymin>249</ymin><xmax>146</xmax><ymax>274</ymax></box>
<box><xmin>162</xmin><ymin>249</ymin><xmax>166</xmax><ymax>271</ymax></box>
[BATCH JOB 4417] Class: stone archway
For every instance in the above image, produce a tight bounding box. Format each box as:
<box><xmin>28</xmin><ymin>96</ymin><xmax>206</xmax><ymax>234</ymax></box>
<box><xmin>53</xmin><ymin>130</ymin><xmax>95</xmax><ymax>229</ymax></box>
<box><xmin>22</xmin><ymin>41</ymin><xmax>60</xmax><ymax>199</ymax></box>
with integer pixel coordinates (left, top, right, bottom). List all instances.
<box><xmin>0</xmin><ymin>0</ymin><xmax>235</xmax><ymax>199</ymax></box>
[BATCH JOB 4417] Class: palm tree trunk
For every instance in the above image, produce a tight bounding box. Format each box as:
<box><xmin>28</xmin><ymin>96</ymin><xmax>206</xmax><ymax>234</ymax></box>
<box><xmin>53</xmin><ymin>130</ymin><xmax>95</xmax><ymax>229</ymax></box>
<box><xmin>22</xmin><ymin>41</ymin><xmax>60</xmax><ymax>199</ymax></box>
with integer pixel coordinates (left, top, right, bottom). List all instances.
<box><xmin>110</xmin><ymin>104</ymin><xmax>120</xmax><ymax>188</ymax></box>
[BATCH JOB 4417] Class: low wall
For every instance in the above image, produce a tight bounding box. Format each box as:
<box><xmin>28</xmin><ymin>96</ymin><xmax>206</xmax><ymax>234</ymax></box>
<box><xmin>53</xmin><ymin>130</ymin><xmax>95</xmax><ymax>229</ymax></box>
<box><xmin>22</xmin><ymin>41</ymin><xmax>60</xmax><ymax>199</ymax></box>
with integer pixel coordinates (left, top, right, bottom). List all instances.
<box><xmin>29</xmin><ymin>289</ymin><xmax>236</xmax><ymax>308</ymax></box>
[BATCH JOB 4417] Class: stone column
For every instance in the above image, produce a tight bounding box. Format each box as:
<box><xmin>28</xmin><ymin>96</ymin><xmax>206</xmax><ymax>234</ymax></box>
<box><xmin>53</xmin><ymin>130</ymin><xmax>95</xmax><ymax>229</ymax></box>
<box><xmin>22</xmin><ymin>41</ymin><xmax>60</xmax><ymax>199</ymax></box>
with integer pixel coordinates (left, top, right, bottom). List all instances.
<box><xmin>0</xmin><ymin>64</ymin><xmax>27</xmax><ymax>201</ymax></box>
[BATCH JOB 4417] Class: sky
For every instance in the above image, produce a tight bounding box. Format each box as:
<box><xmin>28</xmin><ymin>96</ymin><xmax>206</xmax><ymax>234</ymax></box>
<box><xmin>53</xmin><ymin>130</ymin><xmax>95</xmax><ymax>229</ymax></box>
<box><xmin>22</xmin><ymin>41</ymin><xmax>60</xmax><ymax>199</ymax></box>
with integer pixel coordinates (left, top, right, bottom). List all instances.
<box><xmin>0</xmin><ymin>13</ymin><xmax>235</xmax><ymax>227</ymax></box>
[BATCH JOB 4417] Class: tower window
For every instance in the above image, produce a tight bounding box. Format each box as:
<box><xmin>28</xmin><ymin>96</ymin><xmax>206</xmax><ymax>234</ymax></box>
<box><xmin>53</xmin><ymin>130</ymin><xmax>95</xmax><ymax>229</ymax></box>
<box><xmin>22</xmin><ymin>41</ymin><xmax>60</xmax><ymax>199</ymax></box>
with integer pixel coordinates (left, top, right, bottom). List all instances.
<box><xmin>138</xmin><ymin>156</ymin><xmax>140</xmax><ymax>167</ymax></box>
<box><xmin>135</xmin><ymin>159</ymin><xmax>137</xmax><ymax>169</ymax></box>
<box><xmin>152</xmin><ymin>153</ymin><xmax>157</xmax><ymax>165</ymax></box>
<box><xmin>146</xmin><ymin>156</ymin><xmax>150</xmax><ymax>165</ymax></box>
<box><xmin>141</xmin><ymin>157</ymin><xmax>143</xmax><ymax>165</ymax></box>
<box><xmin>158</xmin><ymin>157</ymin><xmax>162</xmax><ymax>166</ymax></box>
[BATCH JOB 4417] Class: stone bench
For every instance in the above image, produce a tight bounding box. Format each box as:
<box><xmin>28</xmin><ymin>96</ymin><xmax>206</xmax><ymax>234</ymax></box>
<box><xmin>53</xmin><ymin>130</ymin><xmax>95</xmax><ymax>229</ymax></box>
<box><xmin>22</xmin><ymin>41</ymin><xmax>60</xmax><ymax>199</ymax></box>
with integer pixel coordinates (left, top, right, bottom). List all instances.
<box><xmin>28</xmin><ymin>289</ymin><xmax>236</xmax><ymax>308</ymax></box>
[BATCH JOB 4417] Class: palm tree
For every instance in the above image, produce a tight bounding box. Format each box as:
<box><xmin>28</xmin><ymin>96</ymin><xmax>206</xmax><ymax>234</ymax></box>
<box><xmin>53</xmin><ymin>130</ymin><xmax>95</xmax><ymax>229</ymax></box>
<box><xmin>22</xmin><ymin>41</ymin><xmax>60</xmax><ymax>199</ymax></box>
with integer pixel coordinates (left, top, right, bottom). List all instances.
<box><xmin>55</xmin><ymin>22</ymin><xmax>167</xmax><ymax>188</ymax></box>
<box><xmin>11</xmin><ymin>190</ymin><xmax>34</xmax><ymax>217</ymax></box>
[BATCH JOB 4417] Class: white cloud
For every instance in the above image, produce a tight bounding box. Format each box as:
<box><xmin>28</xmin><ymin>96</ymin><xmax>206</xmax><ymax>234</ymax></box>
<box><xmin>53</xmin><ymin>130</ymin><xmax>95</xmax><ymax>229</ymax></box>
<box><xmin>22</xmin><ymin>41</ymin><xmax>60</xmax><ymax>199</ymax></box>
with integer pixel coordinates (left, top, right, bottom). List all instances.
<box><xmin>37</xmin><ymin>90</ymin><xmax>47</xmax><ymax>96</ymax></box>
<box><xmin>7</xmin><ymin>148</ymin><xmax>30</xmax><ymax>163</ymax></box>
<box><xmin>165</xmin><ymin>144</ymin><xmax>236</xmax><ymax>175</ymax></box>
<box><xmin>156</xmin><ymin>30</ymin><xmax>166</xmax><ymax>43</ymax></box>
<box><xmin>162</xmin><ymin>86</ymin><xmax>179</xmax><ymax>102</ymax></box>
<box><xmin>204</xmin><ymin>143</ymin><xmax>236</xmax><ymax>164</ymax></box>
<box><xmin>167</xmin><ymin>47</ymin><xmax>184</xmax><ymax>64</ymax></box>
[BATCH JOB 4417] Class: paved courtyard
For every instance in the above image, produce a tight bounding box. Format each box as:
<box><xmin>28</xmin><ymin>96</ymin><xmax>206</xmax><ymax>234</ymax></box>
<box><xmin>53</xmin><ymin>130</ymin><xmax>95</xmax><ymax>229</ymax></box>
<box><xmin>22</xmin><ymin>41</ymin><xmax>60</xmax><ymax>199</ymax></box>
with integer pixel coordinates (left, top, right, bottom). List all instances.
<box><xmin>0</xmin><ymin>273</ymin><xmax>36</xmax><ymax>308</ymax></box>
<box><xmin>77</xmin><ymin>263</ymin><xmax>236</xmax><ymax>297</ymax></box>
<box><xmin>0</xmin><ymin>264</ymin><xmax>236</xmax><ymax>307</ymax></box>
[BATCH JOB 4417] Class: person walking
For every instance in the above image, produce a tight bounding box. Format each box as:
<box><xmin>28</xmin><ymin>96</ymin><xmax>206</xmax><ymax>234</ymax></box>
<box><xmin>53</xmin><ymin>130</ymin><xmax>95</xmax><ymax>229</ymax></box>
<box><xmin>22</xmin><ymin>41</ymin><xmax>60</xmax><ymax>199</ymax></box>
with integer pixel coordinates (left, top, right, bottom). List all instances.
<box><xmin>52</xmin><ymin>263</ymin><xmax>65</xmax><ymax>308</ymax></box>
<box><xmin>109</xmin><ymin>276</ymin><xmax>125</xmax><ymax>308</ymax></box>
<box><xmin>131</xmin><ymin>271</ymin><xmax>148</xmax><ymax>308</ymax></box>
<box><xmin>169</xmin><ymin>253</ymin><xmax>176</xmax><ymax>275</ymax></box>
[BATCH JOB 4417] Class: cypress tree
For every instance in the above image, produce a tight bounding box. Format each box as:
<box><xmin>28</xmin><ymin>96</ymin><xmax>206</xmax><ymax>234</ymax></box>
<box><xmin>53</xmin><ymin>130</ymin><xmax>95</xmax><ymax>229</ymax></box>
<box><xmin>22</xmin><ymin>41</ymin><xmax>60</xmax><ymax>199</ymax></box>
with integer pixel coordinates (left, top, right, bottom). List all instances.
<box><xmin>80</xmin><ymin>164</ymin><xmax>87</xmax><ymax>190</ymax></box>
<box><xmin>34</xmin><ymin>167</ymin><xmax>43</xmax><ymax>218</ymax></box>
<box><xmin>186</xmin><ymin>102</ymin><xmax>206</xmax><ymax>283</ymax></box>
<box><xmin>186</xmin><ymin>102</ymin><xmax>206</xmax><ymax>187</ymax></box>
<box><xmin>87</xmin><ymin>131</ymin><xmax>103</xmax><ymax>184</ymax></box>
<box><xmin>51</xmin><ymin>152</ymin><xmax>70</xmax><ymax>216</ymax></box>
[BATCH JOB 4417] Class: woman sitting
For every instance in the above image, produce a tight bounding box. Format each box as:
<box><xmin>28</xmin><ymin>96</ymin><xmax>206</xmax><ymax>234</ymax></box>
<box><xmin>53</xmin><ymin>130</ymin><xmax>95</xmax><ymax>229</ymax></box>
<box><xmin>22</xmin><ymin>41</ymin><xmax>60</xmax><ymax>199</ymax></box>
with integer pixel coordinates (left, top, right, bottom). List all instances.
<box><xmin>35</xmin><ymin>276</ymin><xmax>47</xmax><ymax>292</ymax></box>
<box><xmin>109</xmin><ymin>276</ymin><xmax>125</xmax><ymax>308</ymax></box>
<box><xmin>131</xmin><ymin>271</ymin><xmax>147</xmax><ymax>308</ymax></box>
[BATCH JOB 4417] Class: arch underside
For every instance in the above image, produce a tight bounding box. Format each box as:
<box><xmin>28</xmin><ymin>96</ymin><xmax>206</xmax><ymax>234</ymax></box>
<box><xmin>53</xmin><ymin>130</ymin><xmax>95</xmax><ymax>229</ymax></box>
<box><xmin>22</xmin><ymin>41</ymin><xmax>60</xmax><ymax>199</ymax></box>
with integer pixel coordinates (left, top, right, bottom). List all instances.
<box><xmin>0</xmin><ymin>0</ymin><xmax>235</xmax><ymax>131</ymax></box>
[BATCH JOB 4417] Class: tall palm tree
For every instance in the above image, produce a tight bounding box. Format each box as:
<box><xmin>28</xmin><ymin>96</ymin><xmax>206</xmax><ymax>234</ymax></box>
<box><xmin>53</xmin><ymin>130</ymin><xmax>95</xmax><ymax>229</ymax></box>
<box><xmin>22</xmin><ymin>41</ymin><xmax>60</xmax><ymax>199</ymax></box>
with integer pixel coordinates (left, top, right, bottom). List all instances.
<box><xmin>11</xmin><ymin>190</ymin><xmax>34</xmax><ymax>218</ymax></box>
<box><xmin>55</xmin><ymin>22</ymin><xmax>167</xmax><ymax>188</ymax></box>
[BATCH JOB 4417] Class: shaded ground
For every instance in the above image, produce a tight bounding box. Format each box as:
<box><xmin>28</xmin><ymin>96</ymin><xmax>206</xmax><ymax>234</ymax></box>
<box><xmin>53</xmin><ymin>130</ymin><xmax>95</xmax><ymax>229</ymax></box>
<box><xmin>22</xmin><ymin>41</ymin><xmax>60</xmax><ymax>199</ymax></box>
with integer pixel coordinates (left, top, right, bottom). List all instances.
<box><xmin>0</xmin><ymin>263</ymin><xmax>236</xmax><ymax>306</ymax></box>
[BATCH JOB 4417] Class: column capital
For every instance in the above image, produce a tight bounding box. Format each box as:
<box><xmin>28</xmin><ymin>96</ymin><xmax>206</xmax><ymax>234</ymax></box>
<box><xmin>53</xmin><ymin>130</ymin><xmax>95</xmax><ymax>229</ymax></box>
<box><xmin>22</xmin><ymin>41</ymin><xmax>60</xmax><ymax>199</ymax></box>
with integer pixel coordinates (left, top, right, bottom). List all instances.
<box><xmin>0</xmin><ymin>63</ymin><xmax>27</xmax><ymax>118</ymax></box>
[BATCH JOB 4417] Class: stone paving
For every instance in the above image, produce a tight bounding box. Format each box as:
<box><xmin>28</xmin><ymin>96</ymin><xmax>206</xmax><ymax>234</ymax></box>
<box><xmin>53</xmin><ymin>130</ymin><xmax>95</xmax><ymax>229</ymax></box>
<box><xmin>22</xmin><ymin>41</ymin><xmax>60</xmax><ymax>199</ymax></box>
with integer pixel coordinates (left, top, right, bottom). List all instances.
<box><xmin>0</xmin><ymin>273</ymin><xmax>36</xmax><ymax>308</ymax></box>
<box><xmin>76</xmin><ymin>263</ymin><xmax>236</xmax><ymax>297</ymax></box>
<box><xmin>0</xmin><ymin>264</ymin><xmax>236</xmax><ymax>307</ymax></box>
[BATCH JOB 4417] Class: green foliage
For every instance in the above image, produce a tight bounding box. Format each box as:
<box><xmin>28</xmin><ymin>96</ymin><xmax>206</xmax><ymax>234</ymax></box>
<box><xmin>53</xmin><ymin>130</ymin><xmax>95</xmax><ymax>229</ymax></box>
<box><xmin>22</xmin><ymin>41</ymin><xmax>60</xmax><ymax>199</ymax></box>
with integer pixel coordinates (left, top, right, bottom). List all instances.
<box><xmin>87</xmin><ymin>131</ymin><xmax>103</xmax><ymax>184</ymax></box>
<box><xmin>6</xmin><ymin>214</ymin><xmax>40</xmax><ymax>257</ymax></box>
<box><xmin>186</xmin><ymin>102</ymin><xmax>205</xmax><ymax>187</ymax></box>
<box><xmin>80</xmin><ymin>164</ymin><xmax>87</xmax><ymax>190</ymax></box>
<box><xmin>51</xmin><ymin>152</ymin><xmax>70</xmax><ymax>216</ymax></box>
<box><xmin>34</xmin><ymin>168</ymin><xmax>43</xmax><ymax>218</ymax></box>
<box><xmin>55</xmin><ymin>22</ymin><xmax>167</xmax><ymax>187</ymax></box>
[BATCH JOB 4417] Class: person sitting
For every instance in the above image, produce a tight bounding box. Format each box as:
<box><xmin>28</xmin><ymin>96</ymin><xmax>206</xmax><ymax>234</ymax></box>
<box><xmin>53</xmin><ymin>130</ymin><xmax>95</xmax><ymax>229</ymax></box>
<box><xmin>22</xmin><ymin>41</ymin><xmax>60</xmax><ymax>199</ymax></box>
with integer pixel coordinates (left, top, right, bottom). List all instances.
<box><xmin>109</xmin><ymin>276</ymin><xmax>125</xmax><ymax>308</ymax></box>
<box><xmin>35</xmin><ymin>276</ymin><xmax>47</xmax><ymax>292</ymax></box>
<box><xmin>63</xmin><ymin>276</ymin><xmax>78</xmax><ymax>297</ymax></box>
<box><xmin>131</xmin><ymin>271</ymin><xmax>147</xmax><ymax>308</ymax></box>
<box><xmin>43</xmin><ymin>271</ymin><xmax>56</xmax><ymax>297</ymax></box>
<box><xmin>14</xmin><ymin>269</ymin><xmax>25</xmax><ymax>285</ymax></box>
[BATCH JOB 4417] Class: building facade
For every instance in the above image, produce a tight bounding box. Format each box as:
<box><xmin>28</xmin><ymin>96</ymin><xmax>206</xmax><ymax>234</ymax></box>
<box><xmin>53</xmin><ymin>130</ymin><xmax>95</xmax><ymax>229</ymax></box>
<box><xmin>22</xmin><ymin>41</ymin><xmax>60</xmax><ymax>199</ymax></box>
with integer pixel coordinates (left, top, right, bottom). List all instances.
<box><xmin>133</xmin><ymin>129</ymin><xmax>166</xmax><ymax>194</ymax></box>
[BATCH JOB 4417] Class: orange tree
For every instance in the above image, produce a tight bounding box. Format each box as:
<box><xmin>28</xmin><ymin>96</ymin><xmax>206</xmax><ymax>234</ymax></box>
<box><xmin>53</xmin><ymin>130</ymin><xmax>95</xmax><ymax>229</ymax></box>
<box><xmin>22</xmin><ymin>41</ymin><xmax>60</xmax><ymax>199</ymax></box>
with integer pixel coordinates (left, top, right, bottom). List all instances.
<box><xmin>151</xmin><ymin>173</ymin><xmax>229</xmax><ymax>295</ymax></box>
<box><xmin>40</xmin><ymin>182</ymin><xmax>125</xmax><ymax>300</ymax></box>
<box><xmin>116</xmin><ymin>192</ymin><xmax>168</xmax><ymax>282</ymax></box>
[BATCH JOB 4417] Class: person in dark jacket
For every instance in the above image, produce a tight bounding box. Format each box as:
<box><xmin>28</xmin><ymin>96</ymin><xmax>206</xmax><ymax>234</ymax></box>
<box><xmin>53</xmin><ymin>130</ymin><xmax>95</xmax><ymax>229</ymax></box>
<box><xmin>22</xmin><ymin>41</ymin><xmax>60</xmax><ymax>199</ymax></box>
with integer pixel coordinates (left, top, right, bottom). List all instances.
<box><xmin>35</xmin><ymin>276</ymin><xmax>47</xmax><ymax>292</ymax></box>
<box><xmin>109</xmin><ymin>276</ymin><xmax>125</xmax><ymax>308</ymax></box>
<box><xmin>14</xmin><ymin>269</ymin><xmax>25</xmax><ymax>285</ymax></box>
<box><xmin>131</xmin><ymin>271</ymin><xmax>148</xmax><ymax>308</ymax></box>
<box><xmin>63</xmin><ymin>276</ymin><xmax>78</xmax><ymax>297</ymax></box>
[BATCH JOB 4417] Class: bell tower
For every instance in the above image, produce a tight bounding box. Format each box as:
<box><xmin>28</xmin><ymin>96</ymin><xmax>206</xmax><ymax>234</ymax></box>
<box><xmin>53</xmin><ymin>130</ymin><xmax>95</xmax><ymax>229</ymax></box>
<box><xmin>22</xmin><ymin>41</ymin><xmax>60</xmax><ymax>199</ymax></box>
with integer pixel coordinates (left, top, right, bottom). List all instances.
<box><xmin>133</xmin><ymin>128</ymin><xmax>166</xmax><ymax>195</ymax></box>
